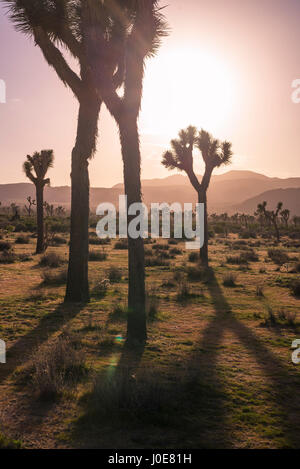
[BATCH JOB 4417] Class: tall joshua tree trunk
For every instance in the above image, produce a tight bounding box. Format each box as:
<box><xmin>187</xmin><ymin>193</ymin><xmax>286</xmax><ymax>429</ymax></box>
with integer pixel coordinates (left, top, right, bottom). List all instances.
<box><xmin>65</xmin><ymin>94</ymin><xmax>101</xmax><ymax>303</ymax></box>
<box><xmin>36</xmin><ymin>181</ymin><xmax>45</xmax><ymax>254</ymax></box>
<box><xmin>119</xmin><ymin>116</ymin><xmax>147</xmax><ymax>344</ymax></box>
<box><xmin>198</xmin><ymin>189</ymin><xmax>208</xmax><ymax>267</ymax></box>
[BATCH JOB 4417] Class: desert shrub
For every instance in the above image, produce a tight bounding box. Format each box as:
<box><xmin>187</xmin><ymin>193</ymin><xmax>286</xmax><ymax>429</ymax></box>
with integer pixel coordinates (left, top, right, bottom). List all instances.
<box><xmin>168</xmin><ymin>239</ymin><xmax>178</xmax><ymax>245</ymax></box>
<box><xmin>278</xmin><ymin>308</ymin><xmax>297</xmax><ymax>326</ymax></box>
<box><xmin>89</xmin><ymin>237</ymin><xmax>110</xmax><ymax>245</ymax></box>
<box><xmin>39</xmin><ymin>252</ymin><xmax>64</xmax><ymax>268</ymax></box>
<box><xmin>109</xmin><ymin>304</ymin><xmax>128</xmax><ymax>322</ymax></box>
<box><xmin>188</xmin><ymin>252</ymin><xmax>199</xmax><ymax>262</ymax></box>
<box><xmin>0</xmin><ymin>250</ymin><xmax>16</xmax><ymax>264</ymax></box>
<box><xmin>268</xmin><ymin>249</ymin><xmax>290</xmax><ymax>266</ymax></box>
<box><xmin>176</xmin><ymin>281</ymin><xmax>191</xmax><ymax>302</ymax></box>
<box><xmin>92</xmin><ymin>278</ymin><xmax>110</xmax><ymax>298</ymax></box>
<box><xmin>186</xmin><ymin>265</ymin><xmax>213</xmax><ymax>283</ymax></box>
<box><xmin>41</xmin><ymin>268</ymin><xmax>67</xmax><ymax>285</ymax></box>
<box><xmin>290</xmin><ymin>279</ymin><xmax>300</xmax><ymax>298</ymax></box>
<box><xmin>107</xmin><ymin>266</ymin><xmax>122</xmax><ymax>283</ymax></box>
<box><xmin>259</xmin><ymin>267</ymin><xmax>266</xmax><ymax>274</ymax></box>
<box><xmin>0</xmin><ymin>240</ymin><xmax>11</xmax><ymax>251</ymax></box>
<box><xmin>239</xmin><ymin>230</ymin><xmax>257</xmax><ymax>239</ymax></box>
<box><xmin>31</xmin><ymin>334</ymin><xmax>87</xmax><ymax>400</ymax></box>
<box><xmin>145</xmin><ymin>255</ymin><xmax>170</xmax><ymax>267</ymax></box>
<box><xmin>15</xmin><ymin>235</ymin><xmax>30</xmax><ymax>244</ymax></box>
<box><xmin>223</xmin><ymin>273</ymin><xmax>237</xmax><ymax>287</ymax></box>
<box><xmin>152</xmin><ymin>244</ymin><xmax>169</xmax><ymax>251</ymax></box>
<box><xmin>226</xmin><ymin>255</ymin><xmax>246</xmax><ymax>265</ymax></box>
<box><xmin>242</xmin><ymin>249</ymin><xmax>259</xmax><ymax>262</ymax></box>
<box><xmin>14</xmin><ymin>223</ymin><xmax>28</xmax><ymax>233</ymax></box>
<box><xmin>89</xmin><ymin>250</ymin><xmax>107</xmax><ymax>262</ymax></box>
<box><xmin>227</xmin><ymin>249</ymin><xmax>258</xmax><ymax>265</ymax></box>
<box><xmin>51</xmin><ymin>235</ymin><xmax>67</xmax><ymax>245</ymax></box>
<box><xmin>170</xmin><ymin>247</ymin><xmax>182</xmax><ymax>256</ymax></box>
<box><xmin>114</xmin><ymin>239</ymin><xmax>128</xmax><ymax>250</ymax></box>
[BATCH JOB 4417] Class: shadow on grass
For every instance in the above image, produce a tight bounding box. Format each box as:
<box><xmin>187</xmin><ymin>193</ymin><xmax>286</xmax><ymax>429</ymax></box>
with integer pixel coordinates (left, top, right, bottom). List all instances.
<box><xmin>193</xmin><ymin>268</ymin><xmax>300</xmax><ymax>448</ymax></box>
<box><xmin>0</xmin><ymin>302</ymin><xmax>85</xmax><ymax>385</ymax></box>
<box><xmin>71</xmin><ymin>268</ymin><xmax>300</xmax><ymax>449</ymax></box>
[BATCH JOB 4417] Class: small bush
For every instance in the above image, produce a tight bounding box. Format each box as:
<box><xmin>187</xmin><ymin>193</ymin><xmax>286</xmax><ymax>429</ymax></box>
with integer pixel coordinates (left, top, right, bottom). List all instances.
<box><xmin>15</xmin><ymin>235</ymin><xmax>30</xmax><ymax>244</ymax></box>
<box><xmin>268</xmin><ymin>249</ymin><xmax>290</xmax><ymax>266</ymax></box>
<box><xmin>39</xmin><ymin>252</ymin><xmax>64</xmax><ymax>268</ymax></box>
<box><xmin>223</xmin><ymin>273</ymin><xmax>237</xmax><ymax>287</ymax></box>
<box><xmin>89</xmin><ymin>250</ymin><xmax>107</xmax><ymax>262</ymax></box>
<box><xmin>0</xmin><ymin>250</ymin><xmax>16</xmax><ymax>264</ymax></box>
<box><xmin>89</xmin><ymin>237</ymin><xmax>110</xmax><ymax>245</ymax></box>
<box><xmin>0</xmin><ymin>241</ymin><xmax>11</xmax><ymax>251</ymax></box>
<box><xmin>152</xmin><ymin>244</ymin><xmax>169</xmax><ymax>251</ymax></box>
<box><xmin>145</xmin><ymin>255</ymin><xmax>170</xmax><ymax>267</ymax></box>
<box><xmin>168</xmin><ymin>239</ymin><xmax>178</xmax><ymax>245</ymax></box>
<box><xmin>31</xmin><ymin>334</ymin><xmax>87</xmax><ymax>400</ymax></box>
<box><xmin>186</xmin><ymin>265</ymin><xmax>213</xmax><ymax>283</ymax></box>
<box><xmin>41</xmin><ymin>268</ymin><xmax>67</xmax><ymax>285</ymax></box>
<box><xmin>188</xmin><ymin>252</ymin><xmax>199</xmax><ymax>262</ymax></box>
<box><xmin>92</xmin><ymin>278</ymin><xmax>110</xmax><ymax>298</ymax></box>
<box><xmin>109</xmin><ymin>304</ymin><xmax>128</xmax><ymax>322</ymax></box>
<box><xmin>170</xmin><ymin>247</ymin><xmax>182</xmax><ymax>256</ymax></box>
<box><xmin>114</xmin><ymin>239</ymin><xmax>128</xmax><ymax>250</ymax></box>
<box><xmin>107</xmin><ymin>266</ymin><xmax>122</xmax><ymax>283</ymax></box>
<box><xmin>51</xmin><ymin>235</ymin><xmax>67</xmax><ymax>245</ymax></box>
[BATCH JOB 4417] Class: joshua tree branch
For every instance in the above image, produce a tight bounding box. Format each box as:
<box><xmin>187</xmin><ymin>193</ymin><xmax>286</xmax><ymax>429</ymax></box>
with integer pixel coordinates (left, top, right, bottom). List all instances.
<box><xmin>33</xmin><ymin>27</ymin><xmax>82</xmax><ymax>100</ymax></box>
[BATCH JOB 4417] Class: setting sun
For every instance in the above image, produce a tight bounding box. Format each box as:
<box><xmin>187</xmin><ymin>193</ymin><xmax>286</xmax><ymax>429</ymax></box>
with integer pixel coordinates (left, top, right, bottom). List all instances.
<box><xmin>141</xmin><ymin>47</ymin><xmax>237</xmax><ymax>137</ymax></box>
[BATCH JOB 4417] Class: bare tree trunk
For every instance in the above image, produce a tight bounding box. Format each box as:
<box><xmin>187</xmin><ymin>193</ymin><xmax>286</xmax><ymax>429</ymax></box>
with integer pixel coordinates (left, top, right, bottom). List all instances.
<box><xmin>199</xmin><ymin>190</ymin><xmax>209</xmax><ymax>267</ymax></box>
<box><xmin>35</xmin><ymin>182</ymin><xmax>44</xmax><ymax>254</ymax></box>
<box><xmin>65</xmin><ymin>95</ymin><xmax>100</xmax><ymax>303</ymax></box>
<box><xmin>119</xmin><ymin>117</ymin><xmax>147</xmax><ymax>345</ymax></box>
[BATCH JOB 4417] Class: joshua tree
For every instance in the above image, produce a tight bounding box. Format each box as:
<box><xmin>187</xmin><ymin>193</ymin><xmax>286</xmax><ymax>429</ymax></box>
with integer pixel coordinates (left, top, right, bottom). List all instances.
<box><xmin>256</xmin><ymin>201</ymin><xmax>283</xmax><ymax>242</ymax></box>
<box><xmin>280</xmin><ymin>209</ymin><xmax>290</xmax><ymax>228</ymax></box>
<box><xmin>25</xmin><ymin>196</ymin><xmax>36</xmax><ymax>216</ymax></box>
<box><xmin>89</xmin><ymin>0</ymin><xmax>167</xmax><ymax>345</ymax></box>
<box><xmin>5</xmin><ymin>0</ymin><xmax>166</xmax><ymax>344</ymax></box>
<box><xmin>23</xmin><ymin>150</ymin><xmax>54</xmax><ymax>253</ymax></box>
<box><xmin>162</xmin><ymin>127</ymin><xmax>233</xmax><ymax>266</ymax></box>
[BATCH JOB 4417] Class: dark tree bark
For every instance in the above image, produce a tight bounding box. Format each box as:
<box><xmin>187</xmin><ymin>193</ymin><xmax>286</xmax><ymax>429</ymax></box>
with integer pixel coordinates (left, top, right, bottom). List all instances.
<box><xmin>35</xmin><ymin>181</ymin><xmax>44</xmax><ymax>254</ymax></box>
<box><xmin>119</xmin><ymin>116</ymin><xmax>147</xmax><ymax>345</ymax></box>
<box><xmin>198</xmin><ymin>190</ymin><xmax>208</xmax><ymax>267</ymax></box>
<box><xmin>65</xmin><ymin>94</ymin><xmax>101</xmax><ymax>303</ymax></box>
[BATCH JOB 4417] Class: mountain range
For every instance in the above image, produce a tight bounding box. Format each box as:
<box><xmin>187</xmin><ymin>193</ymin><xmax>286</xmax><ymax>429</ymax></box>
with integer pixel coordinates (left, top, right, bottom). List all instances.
<box><xmin>1</xmin><ymin>170</ymin><xmax>300</xmax><ymax>215</ymax></box>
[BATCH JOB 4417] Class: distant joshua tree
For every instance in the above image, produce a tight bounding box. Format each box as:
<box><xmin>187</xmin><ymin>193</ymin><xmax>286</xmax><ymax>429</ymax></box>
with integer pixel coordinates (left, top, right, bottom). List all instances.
<box><xmin>162</xmin><ymin>126</ymin><xmax>233</xmax><ymax>266</ymax></box>
<box><xmin>280</xmin><ymin>209</ymin><xmax>290</xmax><ymax>228</ymax></box>
<box><xmin>256</xmin><ymin>201</ymin><xmax>283</xmax><ymax>242</ymax></box>
<box><xmin>23</xmin><ymin>150</ymin><xmax>54</xmax><ymax>254</ymax></box>
<box><xmin>25</xmin><ymin>196</ymin><xmax>36</xmax><ymax>216</ymax></box>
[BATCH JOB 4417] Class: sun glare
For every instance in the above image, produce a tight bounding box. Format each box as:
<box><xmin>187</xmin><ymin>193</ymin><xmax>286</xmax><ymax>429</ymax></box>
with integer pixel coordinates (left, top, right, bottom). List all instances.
<box><xmin>140</xmin><ymin>48</ymin><xmax>237</xmax><ymax>138</ymax></box>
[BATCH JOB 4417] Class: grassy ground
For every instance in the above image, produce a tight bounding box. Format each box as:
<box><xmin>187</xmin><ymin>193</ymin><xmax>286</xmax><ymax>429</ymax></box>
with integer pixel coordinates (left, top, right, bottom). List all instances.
<box><xmin>0</xmin><ymin>233</ymin><xmax>299</xmax><ymax>449</ymax></box>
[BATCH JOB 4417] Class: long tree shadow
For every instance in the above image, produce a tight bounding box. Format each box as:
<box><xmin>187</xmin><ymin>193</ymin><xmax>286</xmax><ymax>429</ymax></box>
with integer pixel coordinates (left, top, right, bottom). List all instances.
<box><xmin>0</xmin><ymin>302</ymin><xmax>85</xmax><ymax>385</ymax></box>
<box><xmin>192</xmin><ymin>268</ymin><xmax>300</xmax><ymax>448</ymax></box>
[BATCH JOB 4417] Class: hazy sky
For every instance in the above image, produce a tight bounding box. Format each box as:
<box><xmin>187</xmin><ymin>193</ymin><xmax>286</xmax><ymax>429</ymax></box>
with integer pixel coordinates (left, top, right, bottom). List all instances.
<box><xmin>0</xmin><ymin>0</ymin><xmax>300</xmax><ymax>187</ymax></box>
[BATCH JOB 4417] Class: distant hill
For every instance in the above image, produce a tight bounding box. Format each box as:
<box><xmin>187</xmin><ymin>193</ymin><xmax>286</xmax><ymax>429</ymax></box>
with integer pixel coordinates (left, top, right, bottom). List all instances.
<box><xmin>1</xmin><ymin>170</ymin><xmax>300</xmax><ymax>215</ymax></box>
<box><xmin>233</xmin><ymin>188</ymin><xmax>300</xmax><ymax>215</ymax></box>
